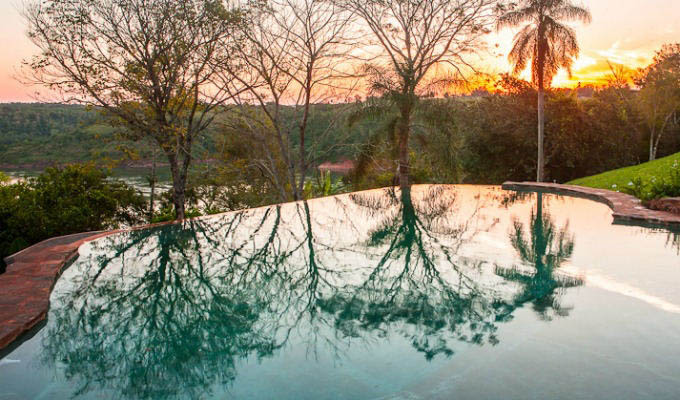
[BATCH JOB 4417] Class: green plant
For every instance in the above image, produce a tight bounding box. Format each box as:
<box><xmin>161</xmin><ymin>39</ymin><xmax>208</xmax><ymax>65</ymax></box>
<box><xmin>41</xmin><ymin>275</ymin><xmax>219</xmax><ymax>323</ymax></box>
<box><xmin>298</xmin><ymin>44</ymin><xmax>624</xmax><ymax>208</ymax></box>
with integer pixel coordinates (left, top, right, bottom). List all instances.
<box><xmin>304</xmin><ymin>170</ymin><xmax>348</xmax><ymax>199</ymax></box>
<box><xmin>621</xmin><ymin>161</ymin><xmax>680</xmax><ymax>201</ymax></box>
<box><xmin>0</xmin><ymin>164</ymin><xmax>146</xmax><ymax>265</ymax></box>
<box><xmin>621</xmin><ymin>177</ymin><xmax>651</xmax><ymax>200</ymax></box>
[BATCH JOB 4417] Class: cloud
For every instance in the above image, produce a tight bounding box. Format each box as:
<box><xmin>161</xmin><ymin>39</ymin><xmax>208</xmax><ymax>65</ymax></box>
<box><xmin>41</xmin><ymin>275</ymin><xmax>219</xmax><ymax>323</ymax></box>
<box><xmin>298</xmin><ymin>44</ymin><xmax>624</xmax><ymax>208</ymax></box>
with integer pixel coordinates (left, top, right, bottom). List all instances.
<box><xmin>596</xmin><ymin>41</ymin><xmax>651</xmax><ymax>67</ymax></box>
<box><xmin>550</xmin><ymin>42</ymin><xmax>655</xmax><ymax>87</ymax></box>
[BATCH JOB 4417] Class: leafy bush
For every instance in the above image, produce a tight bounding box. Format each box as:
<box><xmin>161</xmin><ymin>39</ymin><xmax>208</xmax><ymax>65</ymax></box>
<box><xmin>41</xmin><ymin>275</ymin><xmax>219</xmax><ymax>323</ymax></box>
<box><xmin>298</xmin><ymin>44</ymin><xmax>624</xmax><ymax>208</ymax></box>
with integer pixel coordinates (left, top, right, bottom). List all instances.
<box><xmin>0</xmin><ymin>164</ymin><xmax>146</xmax><ymax>270</ymax></box>
<box><xmin>622</xmin><ymin>161</ymin><xmax>680</xmax><ymax>201</ymax></box>
<box><xmin>304</xmin><ymin>171</ymin><xmax>347</xmax><ymax>199</ymax></box>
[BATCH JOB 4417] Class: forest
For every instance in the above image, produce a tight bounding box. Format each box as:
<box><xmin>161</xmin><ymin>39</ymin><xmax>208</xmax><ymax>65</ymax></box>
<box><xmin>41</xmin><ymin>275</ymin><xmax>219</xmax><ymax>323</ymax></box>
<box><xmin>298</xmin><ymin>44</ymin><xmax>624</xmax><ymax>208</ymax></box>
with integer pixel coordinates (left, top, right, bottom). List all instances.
<box><xmin>2</xmin><ymin>70</ymin><xmax>679</xmax><ymax>185</ymax></box>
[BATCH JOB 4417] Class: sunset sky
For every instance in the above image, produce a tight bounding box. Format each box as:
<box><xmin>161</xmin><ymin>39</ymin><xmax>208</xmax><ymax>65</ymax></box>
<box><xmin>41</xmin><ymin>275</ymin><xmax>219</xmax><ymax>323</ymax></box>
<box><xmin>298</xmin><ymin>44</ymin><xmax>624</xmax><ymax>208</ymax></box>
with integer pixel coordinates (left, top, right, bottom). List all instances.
<box><xmin>0</xmin><ymin>0</ymin><xmax>678</xmax><ymax>102</ymax></box>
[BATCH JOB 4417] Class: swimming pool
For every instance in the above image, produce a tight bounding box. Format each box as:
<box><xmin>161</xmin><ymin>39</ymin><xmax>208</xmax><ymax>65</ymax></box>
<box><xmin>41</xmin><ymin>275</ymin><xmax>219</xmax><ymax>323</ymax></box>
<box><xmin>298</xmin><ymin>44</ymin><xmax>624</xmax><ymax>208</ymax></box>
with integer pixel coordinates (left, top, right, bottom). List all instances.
<box><xmin>1</xmin><ymin>185</ymin><xmax>679</xmax><ymax>399</ymax></box>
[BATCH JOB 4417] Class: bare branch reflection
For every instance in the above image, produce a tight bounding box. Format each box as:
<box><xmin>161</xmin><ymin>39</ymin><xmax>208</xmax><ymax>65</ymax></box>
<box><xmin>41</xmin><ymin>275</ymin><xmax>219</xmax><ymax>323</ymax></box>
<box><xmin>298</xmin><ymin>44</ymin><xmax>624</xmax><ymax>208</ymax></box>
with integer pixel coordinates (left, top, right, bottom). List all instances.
<box><xmin>38</xmin><ymin>187</ymin><xmax>581</xmax><ymax>398</ymax></box>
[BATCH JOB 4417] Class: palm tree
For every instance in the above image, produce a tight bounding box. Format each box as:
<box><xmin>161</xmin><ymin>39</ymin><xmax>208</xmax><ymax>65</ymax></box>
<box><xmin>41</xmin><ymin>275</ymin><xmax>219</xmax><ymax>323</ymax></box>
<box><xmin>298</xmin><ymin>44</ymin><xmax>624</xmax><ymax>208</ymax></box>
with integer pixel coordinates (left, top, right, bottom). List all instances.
<box><xmin>495</xmin><ymin>193</ymin><xmax>583</xmax><ymax>319</ymax></box>
<box><xmin>497</xmin><ymin>0</ymin><xmax>591</xmax><ymax>182</ymax></box>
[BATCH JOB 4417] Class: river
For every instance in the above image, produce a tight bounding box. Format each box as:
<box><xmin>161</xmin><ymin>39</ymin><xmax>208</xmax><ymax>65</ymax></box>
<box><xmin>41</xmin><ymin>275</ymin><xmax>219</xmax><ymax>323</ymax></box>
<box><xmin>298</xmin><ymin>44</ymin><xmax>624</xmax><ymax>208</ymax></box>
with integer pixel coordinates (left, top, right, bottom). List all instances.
<box><xmin>2</xmin><ymin>167</ymin><xmax>173</xmax><ymax>196</ymax></box>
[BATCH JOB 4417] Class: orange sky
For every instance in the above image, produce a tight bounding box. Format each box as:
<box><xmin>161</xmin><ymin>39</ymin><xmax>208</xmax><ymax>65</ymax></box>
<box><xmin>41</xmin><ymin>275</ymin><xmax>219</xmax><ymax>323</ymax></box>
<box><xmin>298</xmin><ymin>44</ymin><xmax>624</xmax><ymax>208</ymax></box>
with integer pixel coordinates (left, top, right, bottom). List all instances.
<box><xmin>0</xmin><ymin>0</ymin><xmax>679</xmax><ymax>102</ymax></box>
<box><xmin>486</xmin><ymin>0</ymin><xmax>680</xmax><ymax>88</ymax></box>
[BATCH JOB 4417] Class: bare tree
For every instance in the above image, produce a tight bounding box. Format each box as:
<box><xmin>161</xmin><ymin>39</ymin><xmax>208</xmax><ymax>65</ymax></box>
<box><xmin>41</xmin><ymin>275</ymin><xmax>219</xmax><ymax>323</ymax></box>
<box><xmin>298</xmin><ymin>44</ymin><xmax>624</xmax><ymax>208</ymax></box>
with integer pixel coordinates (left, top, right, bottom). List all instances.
<box><xmin>220</xmin><ymin>0</ymin><xmax>359</xmax><ymax>202</ymax></box>
<box><xmin>340</xmin><ymin>0</ymin><xmax>499</xmax><ymax>187</ymax></box>
<box><xmin>22</xmin><ymin>0</ymin><xmax>243</xmax><ymax>219</ymax></box>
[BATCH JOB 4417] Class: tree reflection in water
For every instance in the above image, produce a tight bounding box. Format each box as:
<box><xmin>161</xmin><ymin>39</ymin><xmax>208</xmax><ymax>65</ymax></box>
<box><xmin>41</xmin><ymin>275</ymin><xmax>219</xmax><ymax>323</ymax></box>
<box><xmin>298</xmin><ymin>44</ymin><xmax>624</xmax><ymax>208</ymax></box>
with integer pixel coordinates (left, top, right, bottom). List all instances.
<box><xmin>495</xmin><ymin>193</ymin><xmax>583</xmax><ymax>320</ymax></box>
<box><xmin>38</xmin><ymin>187</ymin><xmax>581</xmax><ymax>399</ymax></box>
<box><xmin>325</xmin><ymin>186</ymin><xmax>513</xmax><ymax>360</ymax></box>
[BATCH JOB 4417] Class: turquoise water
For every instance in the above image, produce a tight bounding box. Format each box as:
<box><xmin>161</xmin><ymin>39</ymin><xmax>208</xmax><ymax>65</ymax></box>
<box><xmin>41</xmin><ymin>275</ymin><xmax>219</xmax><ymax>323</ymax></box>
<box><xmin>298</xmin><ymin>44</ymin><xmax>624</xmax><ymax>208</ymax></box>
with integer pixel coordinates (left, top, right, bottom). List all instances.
<box><xmin>1</xmin><ymin>185</ymin><xmax>680</xmax><ymax>399</ymax></box>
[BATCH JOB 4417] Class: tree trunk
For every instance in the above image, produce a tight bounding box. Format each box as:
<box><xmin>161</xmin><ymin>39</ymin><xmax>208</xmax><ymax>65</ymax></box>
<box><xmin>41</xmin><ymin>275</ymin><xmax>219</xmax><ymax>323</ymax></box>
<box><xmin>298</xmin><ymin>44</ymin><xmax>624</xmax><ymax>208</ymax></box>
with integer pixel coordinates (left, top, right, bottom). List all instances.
<box><xmin>398</xmin><ymin>102</ymin><xmax>412</xmax><ymax>189</ymax></box>
<box><xmin>167</xmin><ymin>154</ymin><xmax>186</xmax><ymax>220</ymax></box>
<box><xmin>537</xmin><ymin>88</ymin><xmax>546</xmax><ymax>182</ymax></box>
<box><xmin>297</xmin><ymin>76</ymin><xmax>313</xmax><ymax>198</ymax></box>
<box><xmin>398</xmin><ymin>125</ymin><xmax>410</xmax><ymax>189</ymax></box>
<box><xmin>148</xmin><ymin>147</ymin><xmax>157</xmax><ymax>222</ymax></box>
<box><xmin>650</xmin><ymin>113</ymin><xmax>673</xmax><ymax>161</ymax></box>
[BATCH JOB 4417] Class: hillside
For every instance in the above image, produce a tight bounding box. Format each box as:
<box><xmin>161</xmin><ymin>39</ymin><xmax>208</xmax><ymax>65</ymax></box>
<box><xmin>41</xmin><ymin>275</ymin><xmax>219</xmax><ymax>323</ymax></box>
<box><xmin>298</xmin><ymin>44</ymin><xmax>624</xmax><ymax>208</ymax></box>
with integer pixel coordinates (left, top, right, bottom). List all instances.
<box><xmin>0</xmin><ymin>103</ymin><xmax>125</xmax><ymax>167</ymax></box>
<box><xmin>0</xmin><ymin>103</ymin><xmax>364</xmax><ymax>169</ymax></box>
<box><xmin>568</xmin><ymin>152</ymin><xmax>680</xmax><ymax>190</ymax></box>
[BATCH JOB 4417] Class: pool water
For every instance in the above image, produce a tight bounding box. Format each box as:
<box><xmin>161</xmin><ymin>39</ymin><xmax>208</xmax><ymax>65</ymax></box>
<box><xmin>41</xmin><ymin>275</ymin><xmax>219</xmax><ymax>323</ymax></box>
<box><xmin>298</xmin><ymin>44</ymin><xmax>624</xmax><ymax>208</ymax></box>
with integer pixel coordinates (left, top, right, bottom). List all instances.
<box><xmin>1</xmin><ymin>185</ymin><xmax>679</xmax><ymax>399</ymax></box>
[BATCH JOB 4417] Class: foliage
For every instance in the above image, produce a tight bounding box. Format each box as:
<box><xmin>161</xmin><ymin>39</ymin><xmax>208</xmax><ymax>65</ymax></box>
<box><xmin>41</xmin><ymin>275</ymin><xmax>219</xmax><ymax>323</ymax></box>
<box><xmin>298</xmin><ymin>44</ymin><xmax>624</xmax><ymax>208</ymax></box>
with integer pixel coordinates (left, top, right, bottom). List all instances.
<box><xmin>23</xmin><ymin>0</ymin><xmax>245</xmax><ymax>219</ymax></box>
<box><xmin>304</xmin><ymin>170</ymin><xmax>348</xmax><ymax>199</ymax></box>
<box><xmin>348</xmin><ymin>95</ymin><xmax>465</xmax><ymax>189</ymax></box>
<box><xmin>620</xmin><ymin>160</ymin><xmax>680</xmax><ymax>201</ymax></box>
<box><xmin>0</xmin><ymin>164</ymin><xmax>145</xmax><ymax>266</ymax></box>
<box><xmin>0</xmin><ymin>104</ymin><xmax>122</xmax><ymax>166</ymax></box>
<box><xmin>634</xmin><ymin>43</ymin><xmax>680</xmax><ymax>161</ymax></box>
<box><xmin>569</xmin><ymin>152</ymin><xmax>680</xmax><ymax>197</ymax></box>
<box><xmin>458</xmin><ymin>76</ymin><xmax>539</xmax><ymax>183</ymax></box>
<box><xmin>453</xmin><ymin>78</ymin><xmax>643</xmax><ymax>183</ymax></box>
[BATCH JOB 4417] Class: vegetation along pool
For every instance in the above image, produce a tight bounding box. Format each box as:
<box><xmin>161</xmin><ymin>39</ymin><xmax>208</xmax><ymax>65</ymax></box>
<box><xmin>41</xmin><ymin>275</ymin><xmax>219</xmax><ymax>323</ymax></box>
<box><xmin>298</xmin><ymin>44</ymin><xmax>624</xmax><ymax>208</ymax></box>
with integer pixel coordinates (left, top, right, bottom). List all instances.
<box><xmin>1</xmin><ymin>185</ymin><xmax>679</xmax><ymax>399</ymax></box>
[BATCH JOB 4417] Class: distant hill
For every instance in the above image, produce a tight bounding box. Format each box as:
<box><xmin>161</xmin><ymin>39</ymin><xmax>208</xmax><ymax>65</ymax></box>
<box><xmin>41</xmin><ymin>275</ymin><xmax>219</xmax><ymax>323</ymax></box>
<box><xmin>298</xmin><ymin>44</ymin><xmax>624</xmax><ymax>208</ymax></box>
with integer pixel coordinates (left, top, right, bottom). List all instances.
<box><xmin>0</xmin><ymin>103</ymin><xmax>125</xmax><ymax>168</ymax></box>
<box><xmin>0</xmin><ymin>103</ymin><xmax>364</xmax><ymax>170</ymax></box>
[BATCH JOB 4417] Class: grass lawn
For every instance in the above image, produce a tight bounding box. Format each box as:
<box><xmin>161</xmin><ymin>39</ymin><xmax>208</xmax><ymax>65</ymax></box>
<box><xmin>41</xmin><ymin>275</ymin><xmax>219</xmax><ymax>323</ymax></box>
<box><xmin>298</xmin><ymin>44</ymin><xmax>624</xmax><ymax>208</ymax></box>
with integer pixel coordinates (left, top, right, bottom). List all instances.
<box><xmin>568</xmin><ymin>152</ymin><xmax>680</xmax><ymax>190</ymax></box>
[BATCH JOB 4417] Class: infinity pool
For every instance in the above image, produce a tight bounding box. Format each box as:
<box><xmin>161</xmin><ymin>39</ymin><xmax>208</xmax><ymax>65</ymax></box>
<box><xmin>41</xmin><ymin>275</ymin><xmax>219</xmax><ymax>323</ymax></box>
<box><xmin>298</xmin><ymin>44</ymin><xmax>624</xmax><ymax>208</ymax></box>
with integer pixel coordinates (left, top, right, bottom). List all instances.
<box><xmin>1</xmin><ymin>185</ymin><xmax>679</xmax><ymax>399</ymax></box>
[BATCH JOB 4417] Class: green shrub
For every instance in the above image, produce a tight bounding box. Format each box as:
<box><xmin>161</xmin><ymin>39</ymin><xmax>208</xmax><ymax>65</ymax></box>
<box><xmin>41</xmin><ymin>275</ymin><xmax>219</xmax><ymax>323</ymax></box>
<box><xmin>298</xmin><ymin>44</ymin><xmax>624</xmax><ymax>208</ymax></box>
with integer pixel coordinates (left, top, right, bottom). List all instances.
<box><xmin>622</xmin><ymin>161</ymin><xmax>680</xmax><ymax>201</ymax></box>
<box><xmin>0</xmin><ymin>164</ymin><xmax>146</xmax><ymax>269</ymax></box>
<box><xmin>303</xmin><ymin>171</ymin><xmax>348</xmax><ymax>199</ymax></box>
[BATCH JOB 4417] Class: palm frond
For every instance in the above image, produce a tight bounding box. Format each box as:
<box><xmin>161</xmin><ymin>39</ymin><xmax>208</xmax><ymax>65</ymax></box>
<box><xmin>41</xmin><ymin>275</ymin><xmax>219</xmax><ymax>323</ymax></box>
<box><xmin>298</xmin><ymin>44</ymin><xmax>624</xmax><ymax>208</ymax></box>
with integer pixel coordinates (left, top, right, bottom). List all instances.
<box><xmin>496</xmin><ymin>7</ymin><xmax>537</xmax><ymax>31</ymax></box>
<box><xmin>552</xmin><ymin>4</ymin><xmax>592</xmax><ymax>24</ymax></box>
<box><xmin>508</xmin><ymin>25</ymin><xmax>537</xmax><ymax>75</ymax></box>
<box><xmin>498</xmin><ymin>0</ymin><xmax>591</xmax><ymax>87</ymax></box>
<box><xmin>347</xmin><ymin>98</ymin><xmax>396</xmax><ymax>128</ymax></box>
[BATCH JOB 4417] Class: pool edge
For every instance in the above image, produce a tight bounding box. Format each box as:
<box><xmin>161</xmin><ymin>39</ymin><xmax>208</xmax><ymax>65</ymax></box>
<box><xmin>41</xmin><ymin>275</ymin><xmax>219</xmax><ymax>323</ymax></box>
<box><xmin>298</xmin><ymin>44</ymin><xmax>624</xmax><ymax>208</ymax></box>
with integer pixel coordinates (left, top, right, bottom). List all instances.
<box><xmin>3</xmin><ymin>183</ymin><xmax>678</xmax><ymax>353</ymax></box>
<box><xmin>0</xmin><ymin>186</ymin><xmax>396</xmax><ymax>352</ymax></box>
<box><xmin>502</xmin><ymin>181</ymin><xmax>680</xmax><ymax>229</ymax></box>
<box><xmin>0</xmin><ymin>231</ymin><xmax>115</xmax><ymax>351</ymax></box>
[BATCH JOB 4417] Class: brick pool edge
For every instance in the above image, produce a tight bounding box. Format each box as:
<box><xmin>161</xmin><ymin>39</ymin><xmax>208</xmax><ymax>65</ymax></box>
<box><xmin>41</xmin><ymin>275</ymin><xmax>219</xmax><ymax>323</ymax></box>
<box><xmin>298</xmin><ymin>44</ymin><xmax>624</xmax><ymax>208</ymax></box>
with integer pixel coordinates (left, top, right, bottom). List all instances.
<box><xmin>2</xmin><ymin>183</ymin><xmax>679</xmax><ymax>353</ymax></box>
<box><xmin>502</xmin><ymin>181</ymin><xmax>680</xmax><ymax>228</ymax></box>
<box><xmin>0</xmin><ymin>231</ymin><xmax>116</xmax><ymax>352</ymax></box>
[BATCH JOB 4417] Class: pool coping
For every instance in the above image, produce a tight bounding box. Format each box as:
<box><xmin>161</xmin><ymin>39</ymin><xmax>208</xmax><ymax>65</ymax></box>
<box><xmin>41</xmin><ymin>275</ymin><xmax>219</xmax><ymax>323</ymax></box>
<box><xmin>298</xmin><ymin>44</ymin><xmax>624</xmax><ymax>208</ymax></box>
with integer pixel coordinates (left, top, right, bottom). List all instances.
<box><xmin>0</xmin><ymin>198</ymin><xmax>299</xmax><ymax>353</ymax></box>
<box><xmin>0</xmin><ymin>216</ymin><xmax>193</xmax><ymax>352</ymax></box>
<box><xmin>2</xmin><ymin>183</ymin><xmax>679</xmax><ymax>353</ymax></box>
<box><xmin>502</xmin><ymin>182</ymin><xmax>680</xmax><ymax>229</ymax></box>
<box><xmin>0</xmin><ymin>231</ymin><xmax>115</xmax><ymax>351</ymax></box>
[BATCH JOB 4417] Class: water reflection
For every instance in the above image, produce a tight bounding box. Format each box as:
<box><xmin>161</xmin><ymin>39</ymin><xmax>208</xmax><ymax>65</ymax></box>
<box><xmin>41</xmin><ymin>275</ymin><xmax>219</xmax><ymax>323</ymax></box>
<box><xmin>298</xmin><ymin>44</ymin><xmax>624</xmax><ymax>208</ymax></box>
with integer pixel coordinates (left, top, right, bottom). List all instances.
<box><xmin>42</xmin><ymin>223</ymin><xmax>282</xmax><ymax>399</ymax></box>
<box><xmin>495</xmin><ymin>194</ymin><xmax>583</xmax><ymax>320</ymax></box>
<box><xmin>329</xmin><ymin>187</ymin><xmax>512</xmax><ymax>359</ymax></box>
<box><xmin>37</xmin><ymin>187</ymin><xmax>583</xmax><ymax>399</ymax></box>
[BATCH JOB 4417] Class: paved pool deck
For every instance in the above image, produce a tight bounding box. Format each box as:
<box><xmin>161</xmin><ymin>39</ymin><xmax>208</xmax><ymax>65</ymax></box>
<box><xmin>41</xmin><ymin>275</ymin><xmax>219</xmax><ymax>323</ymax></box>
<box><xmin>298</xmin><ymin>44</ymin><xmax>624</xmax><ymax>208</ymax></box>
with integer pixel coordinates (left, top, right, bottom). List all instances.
<box><xmin>2</xmin><ymin>182</ymin><xmax>680</xmax><ymax>353</ymax></box>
